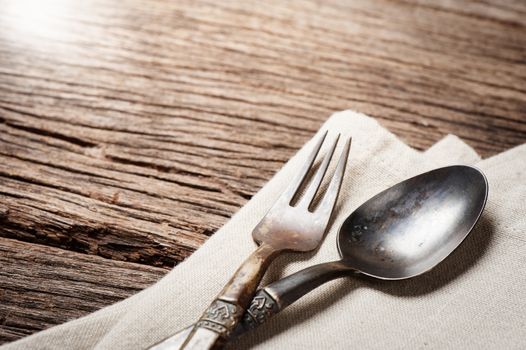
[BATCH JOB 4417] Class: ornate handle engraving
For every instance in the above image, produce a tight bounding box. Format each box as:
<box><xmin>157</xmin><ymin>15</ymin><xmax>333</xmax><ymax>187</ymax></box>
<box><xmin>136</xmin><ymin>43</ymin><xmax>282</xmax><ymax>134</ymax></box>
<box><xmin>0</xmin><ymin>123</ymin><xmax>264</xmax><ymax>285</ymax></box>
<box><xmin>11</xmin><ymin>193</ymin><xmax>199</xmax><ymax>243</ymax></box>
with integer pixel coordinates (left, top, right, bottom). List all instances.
<box><xmin>240</xmin><ymin>289</ymin><xmax>279</xmax><ymax>332</ymax></box>
<box><xmin>196</xmin><ymin>299</ymin><xmax>244</xmax><ymax>338</ymax></box>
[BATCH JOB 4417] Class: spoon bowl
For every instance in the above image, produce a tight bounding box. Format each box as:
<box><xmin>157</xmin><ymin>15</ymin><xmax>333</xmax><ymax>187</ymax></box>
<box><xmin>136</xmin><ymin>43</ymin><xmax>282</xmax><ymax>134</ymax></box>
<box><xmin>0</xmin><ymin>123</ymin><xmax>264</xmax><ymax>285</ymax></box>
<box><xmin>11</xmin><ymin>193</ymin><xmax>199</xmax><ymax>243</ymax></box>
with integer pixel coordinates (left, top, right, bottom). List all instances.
<box><xmin>338</xmin><ymin>165</ymin><xmax>488</xmax><ymax>279</ymax></box>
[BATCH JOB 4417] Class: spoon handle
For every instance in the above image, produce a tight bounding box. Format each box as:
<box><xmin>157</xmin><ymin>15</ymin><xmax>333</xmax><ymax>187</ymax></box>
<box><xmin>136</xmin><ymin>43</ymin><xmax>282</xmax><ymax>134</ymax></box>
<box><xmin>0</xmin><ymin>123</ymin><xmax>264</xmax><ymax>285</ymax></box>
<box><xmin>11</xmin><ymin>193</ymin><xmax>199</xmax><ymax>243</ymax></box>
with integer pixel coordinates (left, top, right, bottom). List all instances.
<box><xmin>240</xmin><ymin>260</ymin><xmax>353</xmax><ymax>332</ymax></box>
<box><xmin>149</xmin><ymin>261</ymin><xmax>353</xmax><ymax>349</ymax></box>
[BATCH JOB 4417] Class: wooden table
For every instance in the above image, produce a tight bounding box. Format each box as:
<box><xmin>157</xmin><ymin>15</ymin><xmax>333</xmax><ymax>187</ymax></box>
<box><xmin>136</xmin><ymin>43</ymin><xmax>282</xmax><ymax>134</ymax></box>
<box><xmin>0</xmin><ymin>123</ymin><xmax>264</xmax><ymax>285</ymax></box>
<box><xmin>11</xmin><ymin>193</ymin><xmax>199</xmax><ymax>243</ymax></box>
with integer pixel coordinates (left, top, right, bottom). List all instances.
<box><xmin>0</xmin><ymin>0</ymin><xmax>525</xmax><ymax>344</ymax></box>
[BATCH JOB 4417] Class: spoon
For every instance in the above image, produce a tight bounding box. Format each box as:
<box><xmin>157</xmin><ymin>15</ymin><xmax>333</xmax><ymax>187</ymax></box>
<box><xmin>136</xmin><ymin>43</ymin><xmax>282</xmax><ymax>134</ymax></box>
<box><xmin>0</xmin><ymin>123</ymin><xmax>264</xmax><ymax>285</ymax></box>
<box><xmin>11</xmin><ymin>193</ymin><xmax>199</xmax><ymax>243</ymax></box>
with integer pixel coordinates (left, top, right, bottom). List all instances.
<box><xmin>150</xmin><ymin>165</ymin><xmax>488</xmax><ymax>349</ymax></box>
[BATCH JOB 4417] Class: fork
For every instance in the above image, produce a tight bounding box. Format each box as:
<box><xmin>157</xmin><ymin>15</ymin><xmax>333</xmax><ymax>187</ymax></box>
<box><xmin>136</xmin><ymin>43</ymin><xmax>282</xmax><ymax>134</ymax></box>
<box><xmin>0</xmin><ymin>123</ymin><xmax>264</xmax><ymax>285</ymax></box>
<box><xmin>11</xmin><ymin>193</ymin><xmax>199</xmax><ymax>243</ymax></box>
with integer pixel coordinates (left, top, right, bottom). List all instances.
<box><xmin>177</xmin><ymin>131</ymin><xmax>351</xmax><ymax>350</ymax></box>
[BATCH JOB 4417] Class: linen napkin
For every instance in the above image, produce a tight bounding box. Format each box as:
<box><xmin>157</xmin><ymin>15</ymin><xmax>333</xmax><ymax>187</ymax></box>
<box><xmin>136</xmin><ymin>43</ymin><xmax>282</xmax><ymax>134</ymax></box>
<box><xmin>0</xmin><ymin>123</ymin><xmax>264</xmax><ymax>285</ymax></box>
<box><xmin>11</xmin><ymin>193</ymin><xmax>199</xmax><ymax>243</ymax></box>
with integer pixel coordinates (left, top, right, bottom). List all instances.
<box><xmin>4</xmin><ymin>111</ymin><xmax>525</xmax><ymax>349</ymax></box>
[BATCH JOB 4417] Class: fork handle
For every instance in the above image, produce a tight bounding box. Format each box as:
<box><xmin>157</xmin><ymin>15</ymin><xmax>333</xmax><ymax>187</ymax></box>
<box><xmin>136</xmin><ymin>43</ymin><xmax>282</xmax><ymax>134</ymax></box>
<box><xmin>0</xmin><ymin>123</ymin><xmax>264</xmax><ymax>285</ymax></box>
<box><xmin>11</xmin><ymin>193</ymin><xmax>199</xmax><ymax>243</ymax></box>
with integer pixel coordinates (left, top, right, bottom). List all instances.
<box><xmin>180</xmin><ymin>243</ymin><xmax>279</xmax><ymax>349</ymax></box>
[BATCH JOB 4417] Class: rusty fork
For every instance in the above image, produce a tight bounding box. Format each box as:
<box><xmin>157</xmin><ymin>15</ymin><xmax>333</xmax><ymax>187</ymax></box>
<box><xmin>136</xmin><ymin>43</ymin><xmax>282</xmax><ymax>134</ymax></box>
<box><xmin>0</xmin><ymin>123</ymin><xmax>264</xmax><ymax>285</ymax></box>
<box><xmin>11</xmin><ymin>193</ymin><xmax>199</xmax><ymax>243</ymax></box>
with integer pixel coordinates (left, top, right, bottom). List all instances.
<box><xmin>176</xmin><ymin>131</ymin><xmax>351</xmax><ymax>350</ymax></box>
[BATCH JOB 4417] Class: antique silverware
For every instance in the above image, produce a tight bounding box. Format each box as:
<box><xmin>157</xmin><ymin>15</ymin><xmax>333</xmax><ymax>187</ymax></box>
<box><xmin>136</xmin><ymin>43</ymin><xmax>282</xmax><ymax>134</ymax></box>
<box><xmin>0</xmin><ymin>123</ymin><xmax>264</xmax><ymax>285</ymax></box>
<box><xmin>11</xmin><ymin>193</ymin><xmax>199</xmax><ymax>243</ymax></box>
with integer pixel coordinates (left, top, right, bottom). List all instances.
<box><xmin>151</xmin><ymin>165</ymin><xmax>488</xmax><ymax>349</ymax></box>
<box><xmin>174</xmin><ymin>131</ymin><xmax>352</xmax><ymax>349</ymax></box>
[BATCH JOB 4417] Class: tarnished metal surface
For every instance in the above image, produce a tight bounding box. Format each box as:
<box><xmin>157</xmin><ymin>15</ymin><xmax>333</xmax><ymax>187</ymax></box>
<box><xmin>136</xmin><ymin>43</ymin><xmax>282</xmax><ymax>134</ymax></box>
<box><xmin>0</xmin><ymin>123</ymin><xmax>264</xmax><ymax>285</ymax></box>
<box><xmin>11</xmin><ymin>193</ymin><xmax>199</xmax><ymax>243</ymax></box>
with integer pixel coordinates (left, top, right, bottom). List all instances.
<box><xmin>196</xmin><ymin>300</ymin><xmax>244</xmax><ymax>338</ymax></box>
<box><xmin>241</xmin><ymin>290</ymin><xmax>280</xmax><ymax>332</ymax></box>
<box><xmin>149</xmin><ymin>291</ymin><xmax>279</xmax><ymax>350</ymax></box>
<box><xmin>338</xmin><ymin>165</ymin><xmax>488</xmax><ymax>280</ymax></box>
<box><xmin>252</xmin><ymin>132</ymin><xmax>350</xmax><ymax>252</ymax></box>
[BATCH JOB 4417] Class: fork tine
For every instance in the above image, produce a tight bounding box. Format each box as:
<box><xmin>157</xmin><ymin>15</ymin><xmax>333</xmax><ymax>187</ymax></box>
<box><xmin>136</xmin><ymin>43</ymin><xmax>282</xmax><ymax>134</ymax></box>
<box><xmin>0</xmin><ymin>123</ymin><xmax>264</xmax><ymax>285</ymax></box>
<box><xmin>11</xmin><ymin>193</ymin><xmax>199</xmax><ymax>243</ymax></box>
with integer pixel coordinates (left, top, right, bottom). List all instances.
<box><xmin>316</xmin><ymin>136</ymin><xmax>352</xmax><ymax>217</ymax></box>
<box><xmin>298</xmin><ymin>134</ymin><xmax>340</xmax><ymax>210</ymax></box>
<box><xmin>280</xmin><ymin>130</ymin><xmax>328</xmax><ymax>203</ymax></box>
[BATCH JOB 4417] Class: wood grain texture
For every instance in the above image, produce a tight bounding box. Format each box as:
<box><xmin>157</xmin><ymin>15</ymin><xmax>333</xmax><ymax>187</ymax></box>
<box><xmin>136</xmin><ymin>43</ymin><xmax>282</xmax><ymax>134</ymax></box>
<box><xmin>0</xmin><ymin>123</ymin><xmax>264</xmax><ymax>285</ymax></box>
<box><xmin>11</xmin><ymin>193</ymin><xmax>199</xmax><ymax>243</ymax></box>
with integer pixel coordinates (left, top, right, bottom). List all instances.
<box><xmin>0</xmin><ymin>237</ymin><xmax>167</xmax><ymax>343</ymax></box>
<box><xmin>0</xmin><ymin>0</ymin><xmax>525</xmax><ymax>344</ymax></box>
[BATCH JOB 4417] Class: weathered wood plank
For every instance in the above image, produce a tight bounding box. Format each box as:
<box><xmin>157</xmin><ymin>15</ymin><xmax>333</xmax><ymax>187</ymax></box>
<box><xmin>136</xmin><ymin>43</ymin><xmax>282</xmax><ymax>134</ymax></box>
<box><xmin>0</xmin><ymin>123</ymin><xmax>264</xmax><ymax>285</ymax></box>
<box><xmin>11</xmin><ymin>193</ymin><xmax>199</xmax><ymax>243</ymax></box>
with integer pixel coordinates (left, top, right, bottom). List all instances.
<box><xmin>0</xmin><ymin>237</ymin><xmax>167</xmax><ymax>344</ymax></box>
<box><xmin>0</xmin><ymin>0</ymin><xmax>525</xmax><ymax>344</ymax></box>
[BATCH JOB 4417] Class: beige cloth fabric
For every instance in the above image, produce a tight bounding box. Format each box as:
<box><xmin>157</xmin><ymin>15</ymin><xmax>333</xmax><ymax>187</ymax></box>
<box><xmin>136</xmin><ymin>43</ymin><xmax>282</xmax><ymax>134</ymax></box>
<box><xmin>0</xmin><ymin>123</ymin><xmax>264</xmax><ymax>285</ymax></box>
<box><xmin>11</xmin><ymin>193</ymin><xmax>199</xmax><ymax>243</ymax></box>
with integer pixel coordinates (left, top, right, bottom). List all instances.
<box><xmin>4</xmin><ymin>111</ymin><xmax>525</xmax><ymax>349</ymax></box>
